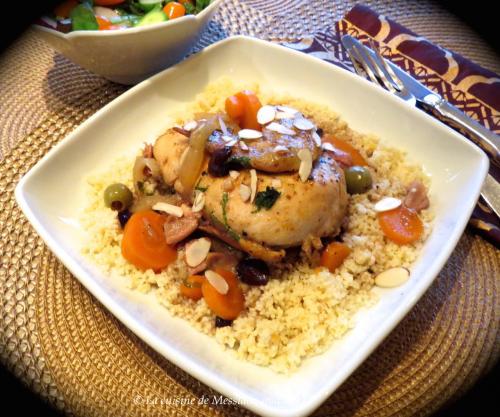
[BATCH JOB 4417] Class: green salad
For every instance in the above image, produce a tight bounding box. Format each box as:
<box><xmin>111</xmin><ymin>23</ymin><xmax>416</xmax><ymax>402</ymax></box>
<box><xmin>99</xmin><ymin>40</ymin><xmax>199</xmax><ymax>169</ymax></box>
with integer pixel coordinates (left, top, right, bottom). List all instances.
<box><xmin>43</xmin><ymin>0</ymin><xmax>213</xmax><ymax>32</ymax></box>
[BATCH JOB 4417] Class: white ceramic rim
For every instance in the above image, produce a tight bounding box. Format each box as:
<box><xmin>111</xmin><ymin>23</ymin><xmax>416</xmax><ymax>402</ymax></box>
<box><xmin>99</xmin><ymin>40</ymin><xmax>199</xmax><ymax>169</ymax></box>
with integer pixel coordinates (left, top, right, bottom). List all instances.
<box><xmin>15</xmin><ymin>36</ymin><xmax>489</xmax><ymax>417</ymax></box>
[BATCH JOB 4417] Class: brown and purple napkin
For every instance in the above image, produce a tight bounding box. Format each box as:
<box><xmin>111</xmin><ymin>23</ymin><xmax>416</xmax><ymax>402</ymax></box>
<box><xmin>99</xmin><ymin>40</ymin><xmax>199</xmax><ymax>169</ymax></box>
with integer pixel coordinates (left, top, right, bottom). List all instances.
<box><xmin>283</xmin><ymin>4</ymin><xmax>500</xmax><ymax>247</ymax></box>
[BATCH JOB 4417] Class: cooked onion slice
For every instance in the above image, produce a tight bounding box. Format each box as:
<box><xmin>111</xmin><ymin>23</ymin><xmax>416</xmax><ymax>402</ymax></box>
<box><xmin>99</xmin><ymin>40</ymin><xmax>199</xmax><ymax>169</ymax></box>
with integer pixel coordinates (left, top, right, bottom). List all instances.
<box><xmin>178</xmin><ymin>117</ymin><xmax>217</xmax><ymax>200</ymax></box>
<box><xmin>133</xmin><ymin>156</ymin><xmax>161</xmax><ymax>194</ymax></box>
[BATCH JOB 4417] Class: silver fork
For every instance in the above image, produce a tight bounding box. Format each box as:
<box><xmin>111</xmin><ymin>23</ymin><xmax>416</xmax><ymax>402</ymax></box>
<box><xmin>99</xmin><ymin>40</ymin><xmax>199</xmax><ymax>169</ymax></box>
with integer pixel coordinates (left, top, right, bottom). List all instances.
<box><xmin>341</xmin><ymin>36</ymin><xmax>500</xmax><ymax>219</ymax></box>
<box><xmin>342</xmin><ymin>37</ymin><xmax>416</xmax><ymax>105</ymax></box>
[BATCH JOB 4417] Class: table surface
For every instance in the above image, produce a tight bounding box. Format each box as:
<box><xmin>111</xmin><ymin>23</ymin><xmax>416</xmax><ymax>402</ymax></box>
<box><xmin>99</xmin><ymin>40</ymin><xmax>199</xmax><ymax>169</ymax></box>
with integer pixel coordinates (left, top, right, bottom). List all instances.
<box><xmin>0</xmin><ymin>1</ymin><xmax>498</xmax><ymax>417</ymax></box>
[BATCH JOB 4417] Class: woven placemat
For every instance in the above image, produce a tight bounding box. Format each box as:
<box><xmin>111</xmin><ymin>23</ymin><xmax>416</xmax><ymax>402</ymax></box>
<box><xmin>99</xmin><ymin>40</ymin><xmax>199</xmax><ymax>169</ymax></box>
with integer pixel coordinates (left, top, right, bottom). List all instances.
<box><xmin>1</xmin><ymin>1</ymin><xmax>499</xmax><ymax>416</ymax></box>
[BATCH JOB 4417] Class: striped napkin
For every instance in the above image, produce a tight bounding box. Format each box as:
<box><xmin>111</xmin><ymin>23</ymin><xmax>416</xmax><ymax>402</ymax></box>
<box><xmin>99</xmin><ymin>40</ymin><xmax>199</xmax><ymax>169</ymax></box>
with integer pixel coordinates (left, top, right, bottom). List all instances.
<box><xmin>284</xmin><ymin>4</ymin><xmax>500</xmax><ymax>246</ymax></box>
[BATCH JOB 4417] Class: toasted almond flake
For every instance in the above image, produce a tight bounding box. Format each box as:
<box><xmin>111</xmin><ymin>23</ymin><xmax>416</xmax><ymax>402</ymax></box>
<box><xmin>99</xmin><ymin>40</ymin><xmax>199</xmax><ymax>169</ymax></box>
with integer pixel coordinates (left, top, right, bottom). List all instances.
<box><xmin>229</xmin><ymin>170</ymin><xmax>240</xmax><ymax>179</ymax></box>
<box><xmin>239</xmin><ymin>141</ymin><xmax>249</xmax><ymax>151</ymax></box>
<box><xmin>374</xmin><ymin>197</ymin><xmax>402</xmax><ymax>212</ymax></box>
<box><xmin>205</xmin><ymin>270</ymin><xmax>229</xmax><ymax>294</ymax></box>
<box><xmin>375</xmin><ymin>267</ymin><xmax>410</xmax><ymax>288</ymax></box>
<box><xmin>274</xmin><ymin>111</ymin><xmax>297</xmax><ymax>120</ymax></box>
<box><xmin>273</xmin><ymin>145</ymin><xmax>289</xmax><ymax>153</ymax></box>
<box><xmin>250</xmin><ymin>169</ymin><xmax>258</xmax><ymax>203</ymax></box>
<box><xmin>222</xmin><ymin>135</ymin><xmax>234</xmax><ymax>142</ymax></box>
<box><xmin>321</xmin><ymin>142</ymin><xmax>335</xmax><ymax>152</ymax></box>
<box><xmin>225</xmin><ymin>139</ymin><xmax>238</xmax><ymax>147</ymax></box>
<box><xmin>239</xmin><ymin>184</ymin><xmax>251</xmax><ymax>202</ymax></box>
<box><xmin>312</xmin><ymin>131</ymin><xmax>322</xmax><ymax>146</ymax></box>
<box><xmin>222</xmin><ymin>177</ymin><xmax>234</xmax><ymax>191</ymax></box>
<box><xmin>218</xmin><ymin>116</ymin><xmax>229</xmax><ymax>137</ymax></box>
<box><xmin>183</xmin><ymin>120</ymin><xmax>197</xmax><ymax>131</ymax></box>
<box><xmin>257</xmin><ymin>105</ymin><xmax>276</xmax><ymax>125</ymax></box>
<box><xmin>293</xmin><ymin>118</ymin><xmax>315</xmax><ymax>131</ymax></box>
<box><xmin>238</xmin><ymin>129</ymin><xmax>263</xmax><ymax>140</ymax></box>
<box><xmin>192</xmin><ymin>190</ymin><xmax>205</xmax><ymax>212</ymax></box>
<box><xmin>298</xmin><ymin>149</ymin><xmax>312</xmax><ymax>182</ymax></box>
<box><xmin>276</xmin><ymin>105</ymin><xmax>299</xmax><ymax>114</ymax></box>
<box><xmin>266</xmin><ymin>122</ymin><xmax>296</xmax><ymax>135</ymax></box>
<box><xmin>152</xmin><ymin>202</ymin><xmax>183</xmax><ymax>217</ymax></box>
<box><xmin>185</xmin><ymin>238</ymin><xmax>211</xmax><ymax>267</ymax></box>
<box><xmin>271</xmin><ymin>179</ymin><xmax>282</xmax><ymax>188</ymax></box>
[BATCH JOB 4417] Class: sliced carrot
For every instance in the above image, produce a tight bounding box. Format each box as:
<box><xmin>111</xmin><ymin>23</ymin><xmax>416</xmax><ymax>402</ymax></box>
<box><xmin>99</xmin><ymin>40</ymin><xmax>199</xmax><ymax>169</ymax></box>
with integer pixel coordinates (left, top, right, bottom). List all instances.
<box><xmin>54</xmin><ymin>0</ymin><xmax>78</xmax><ymax>18</ymax></box>
<box><xmin>180</xmin><ymin>275</ymin><xmax>205</xmax><ymax>301</ymax></box>
<box><xmin>320</xmin><ymin>242</ymin><xmax>351</xmax><ymax>272</ymax></box>
<box><xmin>202</xmin><ymin>268</ymin><xmax>245</xmax><ymax>320</ymax></box>
<box><xmin>378</xmin><ymin>206</ymin><xmax>424</xmax><ymax>245</ymax></box>
<box><xmin>121</xmin><ymin>210</ymin><xmax>177</xmax><ymax>271</ymax></box>
<box><xmin>163</xmin><ymin>2</ymin><xmax>186</xmax><ymax>19</ymax></box>
<box><xmin>236</xmin><ymin>90</ymin><xmax>262</xmax><ymax>130</ymax></box>
<box><xmin>225</xmin><ymin>91</ymin><xmax>262</xmax><ymax>130</ymax></box>
<box><xmin>225</xmin><ymin>95</ymin><xmax>245</xmax><ymax>121</ymax></box>
<box><xmin>96</xmin><ymin>16</ymin><xmax>112</xmax><ymax>30</ymax></box>
<box><xmin>323</xmin><ymin>134</ymin><xmax>368</xmax><ymax>166</ymax></box>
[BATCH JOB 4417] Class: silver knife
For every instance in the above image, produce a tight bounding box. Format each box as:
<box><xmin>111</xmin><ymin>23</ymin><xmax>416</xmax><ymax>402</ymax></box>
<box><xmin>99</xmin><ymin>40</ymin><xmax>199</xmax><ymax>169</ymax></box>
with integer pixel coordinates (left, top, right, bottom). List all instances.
<box><xmin>379</xmin><ymin>52</ymin><xmax>500</xmax><ymax>166</ymax></box>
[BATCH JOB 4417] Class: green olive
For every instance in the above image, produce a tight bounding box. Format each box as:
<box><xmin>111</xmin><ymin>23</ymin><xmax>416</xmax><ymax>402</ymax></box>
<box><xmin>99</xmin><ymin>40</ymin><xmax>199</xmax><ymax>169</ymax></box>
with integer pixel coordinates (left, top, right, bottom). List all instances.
<box><xmin>344</xmin><ymin>166</ymin><xmax>372</xmax><ymax>194</ymax></box>
<box><xmin>103</xmin><ymin>183</ymin><xmax>133</xmax><ymax>211</ymax></box>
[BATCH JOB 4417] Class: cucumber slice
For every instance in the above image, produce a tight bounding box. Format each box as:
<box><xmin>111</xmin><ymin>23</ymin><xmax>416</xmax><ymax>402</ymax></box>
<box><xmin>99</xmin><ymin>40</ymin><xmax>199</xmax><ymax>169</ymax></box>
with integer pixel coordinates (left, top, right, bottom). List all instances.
<box><xmin>136</xmin><ymin>6</ymin><xmax>167</xmax><ymax>27</ymax></box>
<box><xmin>137</xmin><ymin>0</ymin><xmax>164</xmax><ymax>13</ymax></box>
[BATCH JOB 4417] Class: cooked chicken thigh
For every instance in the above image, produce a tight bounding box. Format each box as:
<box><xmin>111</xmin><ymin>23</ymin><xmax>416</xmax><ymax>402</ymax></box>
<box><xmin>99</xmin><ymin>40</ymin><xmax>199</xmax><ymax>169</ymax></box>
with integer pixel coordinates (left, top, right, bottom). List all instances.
<box><xmin>153</xmin><ymin>114</ymin><xmax>348</xmax><ymax>257</ymax></box>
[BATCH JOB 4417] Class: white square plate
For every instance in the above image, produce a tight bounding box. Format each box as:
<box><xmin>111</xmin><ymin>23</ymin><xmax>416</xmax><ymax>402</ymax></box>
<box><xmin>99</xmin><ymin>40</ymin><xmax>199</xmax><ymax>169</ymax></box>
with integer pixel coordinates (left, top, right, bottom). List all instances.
<box><xmin>15</xmin><ymin>36</ymin><xmax>488</xmax><ymax>417</ymax></box>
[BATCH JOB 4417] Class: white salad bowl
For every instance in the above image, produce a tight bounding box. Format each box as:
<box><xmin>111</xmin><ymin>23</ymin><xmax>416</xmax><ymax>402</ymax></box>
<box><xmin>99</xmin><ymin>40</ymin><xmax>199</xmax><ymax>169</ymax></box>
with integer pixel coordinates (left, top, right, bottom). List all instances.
<box><xmin>16</xmin><ymin>36</ymin><xmax>488</xmax><ymax>417</ymax></box>
<box><xmin>33</xmin><ymin>0</ymin><xmax>222</xmax><ymax>84</ymax></box>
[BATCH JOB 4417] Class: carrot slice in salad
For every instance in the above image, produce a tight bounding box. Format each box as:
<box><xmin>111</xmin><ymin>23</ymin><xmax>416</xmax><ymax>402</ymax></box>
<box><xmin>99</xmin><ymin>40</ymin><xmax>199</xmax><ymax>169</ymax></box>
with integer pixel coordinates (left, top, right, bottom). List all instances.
<box><xmin>202</xmin><ymin>268</ymin><xmax>245</xmax><ymax>320</ymax></box>
<box><xmin>121</xmin><ymin>210</ymin><xmax>177</xmax><ymax>271</ymax></box>
<box><xmin>323</xmin><ymin>134</ymin><xmax>368</xmax><ymax>166</ymax></box>
<box><xmin>378</xmin><ymin>206</ymin><xmax>424</xmax><ymax>245</ymax></box>
<box><xmin>320</xmin><ymin>242</ymin><xmax>351</xmax><ymax>272</ymax></box>
<box><xmin>180</xmin><ymin>275</ymin><xmax>205</xmax><ymax>301</ymax></box>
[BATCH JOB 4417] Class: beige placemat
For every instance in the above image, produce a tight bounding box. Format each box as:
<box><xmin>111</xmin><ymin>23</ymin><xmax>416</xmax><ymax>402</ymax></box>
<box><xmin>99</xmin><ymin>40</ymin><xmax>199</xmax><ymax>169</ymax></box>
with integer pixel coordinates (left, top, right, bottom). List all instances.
<box><xmin>1</xmin><ymin>1</ymin><xmax>499</xmax><ymax>416</ymax></box>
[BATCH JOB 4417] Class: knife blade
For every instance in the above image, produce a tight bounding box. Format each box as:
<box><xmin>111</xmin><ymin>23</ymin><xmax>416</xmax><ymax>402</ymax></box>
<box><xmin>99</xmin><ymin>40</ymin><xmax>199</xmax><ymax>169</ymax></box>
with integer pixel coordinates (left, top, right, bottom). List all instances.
<box><xmin>381</xmin><ymin>55</ymin><xmax>500</xmax><ymax>166</ymax></box>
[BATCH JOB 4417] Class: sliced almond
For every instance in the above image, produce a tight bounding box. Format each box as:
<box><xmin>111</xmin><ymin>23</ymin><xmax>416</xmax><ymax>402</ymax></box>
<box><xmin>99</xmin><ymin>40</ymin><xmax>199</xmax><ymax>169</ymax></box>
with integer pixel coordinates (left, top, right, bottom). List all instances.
<box><xmin>192</xmin><ymin>190</ymin><xmax>205</xmax><ymax>212</ymax></box>
<box><xmin>239</xmin><ymin>184</ymin><xmax>251</xmax><ymax>202</ymax></box>
<box><xmin>271</xmin><ymin>178</ymin><xmax>282</xmax><ymax>188</ymax></box>
<box><xmin>257</xmin><ymin>105</ymin><xmax>276</xmax><ymax>125</ymax></box>
<box><xmin>225</xmin><ymin>139</ymin><xmax>238</xmax><ymax>147</ymax></box>
<box><xmin>275</xmin><ymin>111</ymin><xmax>297</xmax><ymax>120</ymax></box>
<box><xmin>250</xmin><ymin>169</ymin><xmax>258</xmax><ymax>203</ymax></box>
<box><xmin>229</xmin><ymin>170</ymin><xmax>240</xmax><ymax>180</ymax></box>
<box><xmin>183</xmin><ymin>120</ymin><xmax>197</xmax><ymax>131</ymax></box>
<box><xmin>374</xmin><ymin>197</ymin><xmax>402</xmax><ymax>212</ymax></box>
<box><xmin>239</xmin><ymin>141</ymin><xmax>249</xmax><ymax>151</ymax></box>
<box><xmin>185</xmin><ymin>238</ymin><xmax>211</xmax><ymax>267</ymax></box>
<box><xmin>293</xmin><ymin>118</ymin><xmax>315</xmax><ymax>131</ymax></box>
<box><xmin>238</xmin><ymin>129</ymin><xmax>263</xmax><ymax>140</ymax></box>
<box><xmin>276</xmin><ymin>105</ymin><xmax>299</xmax><ymax>115</ymax></box>
<box><xmin>222</xmin><ymin>134</ymin><xmax>234</xmax><ymax>143</ymax></box>
<box><xmin>273</xmin><ymin>145</ymin><xmax>289</xmax><ymax>153</ymax></box>
<box><xmin>375</xmin><ymin>267</ymin><xmax>410</xmax><ymax>288</ymax></box>
<box><xmin>321</xmin><ymin>142</ymin><xmax>335</xmax><ymax>152</ymax></box>
<box><xmin>152</xmin><ymin>202</ymin><xmax>183</xmax><ymax>217</ymax></box>
<box><xmin>266</xmin><ymin>122</ymin><xmax>296</xmax><ymax>136</ymax></box>
<box><xmin>297</xmin><ymin>149</ymin><xmax>312</xmax><ymax>182</ymax></box>
<box><xmin>312</xmin><ymin>131</ymin><xmax>322</xmax><ymax>146</ymax></box>
<box><xmin>205</xmin><ymin>270</ymin><xmax>229</xmax><ymax>295</ymax></box>
<box><xmin>218</xmin><ymin>116</ymin><xmax>229</xmax><ymax>136</ymax></box>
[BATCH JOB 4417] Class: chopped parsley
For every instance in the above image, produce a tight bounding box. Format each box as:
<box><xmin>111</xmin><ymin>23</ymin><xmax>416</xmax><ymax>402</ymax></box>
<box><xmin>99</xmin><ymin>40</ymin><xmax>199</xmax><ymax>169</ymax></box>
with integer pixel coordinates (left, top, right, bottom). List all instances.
<box><xmin>195</xmin><ymin>185</ymin><xmax>208</xmax><ymax>192</ymax></box>
<box><xmin>254</xmin><ymin>186</ymin><xmax>281</xmax><ymax>211</ymax></box>
<box><xmin>221</xmin><ymin>192</ymin><xmax>229</xmax><ymax>227</ymax></box>
<box><xmin>226</xmin><ymin>155</ymin><xmax>251</xmax><ymax>169</ymax></box>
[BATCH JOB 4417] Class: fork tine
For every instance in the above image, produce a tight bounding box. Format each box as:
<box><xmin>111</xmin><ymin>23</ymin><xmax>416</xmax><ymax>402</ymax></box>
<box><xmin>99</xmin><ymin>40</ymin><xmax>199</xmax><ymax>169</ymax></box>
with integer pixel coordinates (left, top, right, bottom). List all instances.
<box><xmin>368</xmin><ymin>39</ymin><xmax>405</xmax><ymax>91</ymax></box>
<box><xmin>345</xmin><ymin>42</ymin><xmax>379</xmax><ymax>85</ymax></box>
<box><xmin>354</xmin><ymin>42</ymin><xmax>398</xmax><ymax>93</ymax></box>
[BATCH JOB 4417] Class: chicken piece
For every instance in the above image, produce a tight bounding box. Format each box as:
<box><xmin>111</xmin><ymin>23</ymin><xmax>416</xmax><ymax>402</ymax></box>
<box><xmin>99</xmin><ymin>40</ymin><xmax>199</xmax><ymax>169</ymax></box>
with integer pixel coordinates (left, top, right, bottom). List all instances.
<box><xmin>206</xmin><ymin>116</ymin><xmax>321</xmax><ymax>173</ymax></box>
<box><xmin>203</xmin><ymin>154</ymin><xmax>347</xmax><ymax>248</ymax></box>
<box><xmin>153</xmin><ymin>129</ymin><xmax>190</xmax><ymax>194</ymax></box>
